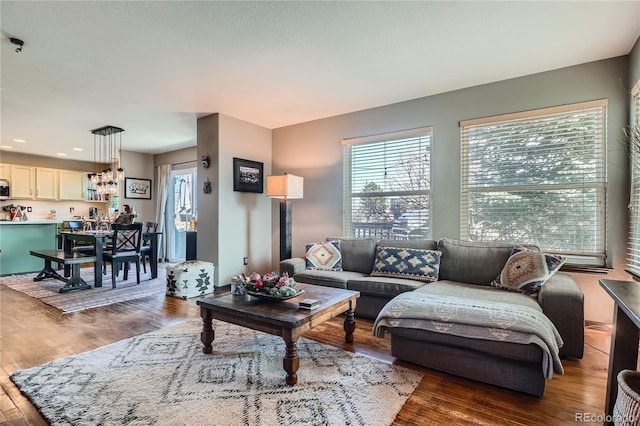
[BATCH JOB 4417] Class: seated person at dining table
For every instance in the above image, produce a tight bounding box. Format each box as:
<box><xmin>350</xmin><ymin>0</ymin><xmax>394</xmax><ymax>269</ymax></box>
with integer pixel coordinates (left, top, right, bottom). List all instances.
<box><xmin>114</xmin><ymin>204</ymin><xmax>136</xmax><ymax>224</ymax></box>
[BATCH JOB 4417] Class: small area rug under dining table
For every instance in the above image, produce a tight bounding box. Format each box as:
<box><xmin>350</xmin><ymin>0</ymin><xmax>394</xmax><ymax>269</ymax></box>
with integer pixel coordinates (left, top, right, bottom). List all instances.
<box><xmin>0</xmin><ymin>265</ymin><xmax>167</xmax><ymax>314</ymax></box>
<box><xmin>11</xmin><ymin>319</ymin><xmax>423</xmax><ymax>426</ymax></box>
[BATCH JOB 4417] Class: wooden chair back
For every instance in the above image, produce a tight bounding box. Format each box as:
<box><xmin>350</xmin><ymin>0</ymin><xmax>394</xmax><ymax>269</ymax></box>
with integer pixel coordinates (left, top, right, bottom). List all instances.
<box><xmin>110</xmin><ymin>223</ymin><xmax>142</xmax><ymax>255</ymax></box>
<box><xmin>65</xmin><ymin>221</ymin><xmax>83</xmax><ymax>232</ymax></box>
<box><xmin>143</xmin><ymin>221</ymin><xmax>158</xmax><ymax>233</ymax></box>
<box><xmin>142</xmin><ymin>222</ymin><xmax>158</xmax><ymax>247</ymax></box>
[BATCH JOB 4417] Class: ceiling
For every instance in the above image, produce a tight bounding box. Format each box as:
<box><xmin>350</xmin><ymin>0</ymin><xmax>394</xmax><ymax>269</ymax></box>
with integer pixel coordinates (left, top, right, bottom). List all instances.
<box><xmin>1</xmin><ymin>1</ymin><xmax>639</xmax><ymax>162</ymax></box>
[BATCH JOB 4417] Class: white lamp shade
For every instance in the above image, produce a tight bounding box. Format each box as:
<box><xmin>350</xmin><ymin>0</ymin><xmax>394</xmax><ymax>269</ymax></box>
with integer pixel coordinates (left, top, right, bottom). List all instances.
<box><xmin>266</xmin><ymin>174</ymin><xmax>303</xmax><ymax>199</ymax></box>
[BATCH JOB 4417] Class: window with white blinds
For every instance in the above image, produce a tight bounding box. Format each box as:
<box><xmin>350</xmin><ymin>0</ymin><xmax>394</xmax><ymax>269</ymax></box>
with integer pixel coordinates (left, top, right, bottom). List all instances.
<box><xmin>626</xmin><ymin>88</ymin><xmax>640</xmax><ymax>276</ymax></box>
<box><xmin>342</xmin><ymin>127</ymin><xmax>432</xmax><ymax>240</ymax></box>
<box><xmin>460</xmin><ymin>100</ymin><xmax>608</xmax><ymax>265</ymax></box>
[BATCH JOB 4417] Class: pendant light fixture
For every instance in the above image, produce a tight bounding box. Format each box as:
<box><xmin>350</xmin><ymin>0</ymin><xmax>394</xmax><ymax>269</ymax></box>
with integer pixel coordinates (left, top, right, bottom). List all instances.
<box><xmin>90</xmin><ymin>125</ymin><xmax>124</xmax><ymax>195</ymax></box>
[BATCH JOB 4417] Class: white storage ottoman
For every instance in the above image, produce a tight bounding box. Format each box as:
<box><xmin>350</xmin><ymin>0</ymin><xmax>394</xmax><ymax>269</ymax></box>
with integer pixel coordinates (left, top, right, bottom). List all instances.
<box><xmin>166</xmin><ymin>260</ymin><xmax>215</xmax><ymax>299</ymax></box>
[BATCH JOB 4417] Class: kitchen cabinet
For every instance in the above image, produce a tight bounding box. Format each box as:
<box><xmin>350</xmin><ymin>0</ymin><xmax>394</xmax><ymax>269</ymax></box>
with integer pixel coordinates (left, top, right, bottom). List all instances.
<box><xmin>58</xmin><ymin>170</ymin><xmax>86</xmax><ymax>201</ymax></box>
<box><xmin>0</xmin><ymin>164</ymin><xmax>9</xmax><ymax>180</ymax></box>
<box><xmin>4</xmin><ymin>163</ymin><xmax>100</xmax><ymax>202</ymax></box>
<box><xmin>35</xmin><ymin>167</ymin><xmax>58</xmax><ymax>200</ymax></box>
<box><xmin>9</xmin><ymin>165</ymin><xmax>35</xmax><ymax>199</ymax></box>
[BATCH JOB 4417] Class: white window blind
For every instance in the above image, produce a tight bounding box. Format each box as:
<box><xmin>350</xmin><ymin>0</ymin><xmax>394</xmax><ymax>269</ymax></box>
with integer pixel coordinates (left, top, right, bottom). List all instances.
<box><xmin>627</xmin><ymin>87</ymin><xmax>640</xmax><ymax>276</ymax></box>
<box><xmin>460</xmin><ymin>100</ymin><xmax>607</xmax><ymax>265</ymax></box>
<box><xmin>342</xmin><ymin>127</ymin><xmax>432</xmax><ymax>240</ymax></box>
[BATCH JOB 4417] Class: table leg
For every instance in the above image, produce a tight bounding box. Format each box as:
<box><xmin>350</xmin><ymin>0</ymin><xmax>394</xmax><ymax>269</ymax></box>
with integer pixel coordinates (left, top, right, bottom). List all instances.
<box><xmin>344</xmin><ymin>307</ymin><xmax>356</xmax><ymax>343</ymax></box>
<box><xmin>605</xmin><ymin>304</ymin><xmax>640</xmax><ymax>424</ymax></box>
<box><xmin>56</xmin><ymin>235</ymin><xmax>63</xmax><ymax>270</ymax></box>
<box><xmin>34</xmin><ymin>259</ymin><xmax>66</xmax><ymax>282</ymax></box>
<box><xmin>63</xmin><ymin>236</ymin><xmax>72</xmax><ymax>278</ymax></box>
<box><xmin>58</xmin><ymin>264</ymin><xmax>91</xmax><ymax>293</ymax></box>
<box><xmin>282</xmin><ymin>329</ymin><xmax>299</xmax><ymax>385</ymax></box>
<box><xmin>94</xmin><ymin>237</ymin><xmax>103</xmax><ymax>288</ymax></box>
<box><xmin>200</xmin><ymin>307</ymin><xmax>214</xmax><ymax>354</ymax></box>
<box><xmin>150</xmin><ymin>234</ymin><xmax>158</xmax><ymax>279</ymax></box>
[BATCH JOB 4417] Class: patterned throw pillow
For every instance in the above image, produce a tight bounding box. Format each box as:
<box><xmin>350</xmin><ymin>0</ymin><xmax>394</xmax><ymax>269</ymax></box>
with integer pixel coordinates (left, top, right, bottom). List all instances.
<box><xmin>370</xmin><ymin>246</ymin><xmax>442</xmax><ymax>283</ymax></box>
<box><xmin>491</xmin><ymin>246</ymin><xmax>565</xmax><ymax>296</ymax></box>
<box><xmin>305</xmin><ymin>240</ymin><xmax>343</xmax><ymax>271</ymax></box>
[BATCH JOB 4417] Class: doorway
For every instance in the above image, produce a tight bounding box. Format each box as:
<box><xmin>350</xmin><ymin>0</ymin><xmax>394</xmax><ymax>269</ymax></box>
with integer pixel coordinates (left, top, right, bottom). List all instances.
<box><xmin>166</xmin><ymin>167</ymin><xmax>197</xmax><ymax>262</ymax></box>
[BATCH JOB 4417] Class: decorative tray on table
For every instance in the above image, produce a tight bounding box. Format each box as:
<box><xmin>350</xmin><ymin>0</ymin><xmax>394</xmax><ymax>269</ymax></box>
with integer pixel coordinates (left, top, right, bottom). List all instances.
<box><xmin>245</xmin><ymin>288</ymin><xmax>305</xmax><ymax>301</ymax></box>
<box><xmin>235</xmin><ymin>271</ymin><xmax>302</xmax><ymax>301</ymax></box>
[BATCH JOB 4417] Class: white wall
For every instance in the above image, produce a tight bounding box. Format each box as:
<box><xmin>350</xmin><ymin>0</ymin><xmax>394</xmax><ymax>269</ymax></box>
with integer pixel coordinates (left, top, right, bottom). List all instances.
<box><xmin>272</xmin><ymin>56</ymin><xmax>631</xmax><ymax>324</ymax></box>
<box><xmin>197</xmin><ymin>114</ymin><xmax>272</xmax><ymax>287</ymax></box>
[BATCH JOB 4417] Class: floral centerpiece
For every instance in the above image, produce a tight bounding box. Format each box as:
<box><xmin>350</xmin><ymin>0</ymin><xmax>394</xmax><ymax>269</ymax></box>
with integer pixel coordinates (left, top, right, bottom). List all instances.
<box><xmin>235</xmin><ymin>271</ymin><xmax>299</xmax><ymax>298</ymax></box>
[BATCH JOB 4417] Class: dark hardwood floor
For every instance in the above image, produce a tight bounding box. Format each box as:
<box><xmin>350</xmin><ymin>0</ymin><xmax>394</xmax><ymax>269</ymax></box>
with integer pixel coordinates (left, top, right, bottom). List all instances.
<box><xmin>0</xmin><ymin>280</ymin><xmax>611</xmax><ymax>425</ymax></box>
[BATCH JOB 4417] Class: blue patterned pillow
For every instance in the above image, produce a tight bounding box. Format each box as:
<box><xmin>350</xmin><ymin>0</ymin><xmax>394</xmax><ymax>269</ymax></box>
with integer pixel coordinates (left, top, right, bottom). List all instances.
<box><xmin>370</xmin><ymin>246</ymin><xmax>442</xmax><ymax>282</ymax></box>
<box><xmin>491</xmin><ymin>246</ymin><xmax>565</xmax><ymax>295</ymax></box>
<box><xmin>305</xmin><ymin>240</ymin><xmax>343</xmax><ymax>271</ymax></box>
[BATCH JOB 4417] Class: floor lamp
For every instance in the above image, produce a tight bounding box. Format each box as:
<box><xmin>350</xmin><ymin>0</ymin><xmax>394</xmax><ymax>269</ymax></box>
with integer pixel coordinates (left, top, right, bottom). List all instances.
<box><xmin>266</xmin><ymin>174</ymin><xmax>304</xmax><ymax>261</ymax></box>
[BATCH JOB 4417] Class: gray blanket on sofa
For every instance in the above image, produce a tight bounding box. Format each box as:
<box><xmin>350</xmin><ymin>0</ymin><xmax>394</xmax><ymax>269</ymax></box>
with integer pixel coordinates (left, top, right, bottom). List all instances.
<box><xmin>373</xmin><ymin>292</ymin><xmax>564</xmax><ymax>378</ymax></box>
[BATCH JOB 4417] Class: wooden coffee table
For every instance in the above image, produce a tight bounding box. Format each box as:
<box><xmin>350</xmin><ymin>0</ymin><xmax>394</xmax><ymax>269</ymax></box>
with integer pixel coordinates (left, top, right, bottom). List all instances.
<box><xmin>196</xmin><ymin>283</ymin><xmax>360</xmax><ymax>385</ymax></box>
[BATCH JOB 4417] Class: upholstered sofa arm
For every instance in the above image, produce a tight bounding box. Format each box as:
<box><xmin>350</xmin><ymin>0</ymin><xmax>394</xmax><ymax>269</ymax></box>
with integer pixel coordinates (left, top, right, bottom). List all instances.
<box><xmin>280</xmin><ymin>257</ymin><xmax>306</xmax><ymax>276</ymax></box>
<box><xmin>538</xmin><ymin>272</ymin><xmax>584</xmax><ymax>359</ymax></box>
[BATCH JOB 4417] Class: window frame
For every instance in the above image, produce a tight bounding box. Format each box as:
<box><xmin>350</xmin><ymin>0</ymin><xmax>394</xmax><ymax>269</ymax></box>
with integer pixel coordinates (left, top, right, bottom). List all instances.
<box><xmin>459</xmin><ymin>99</ymin><xmax>608</xmax><ymax>266</ymax></box>
<box><xmin>626</xmin><ymin>83</ymin><xmax>640</xmax><ymax>277</ymax></box>
<box><xmin>342</xmin><ymin>126</ymin><xmax>433</xmax><ymax>240</ymax></box>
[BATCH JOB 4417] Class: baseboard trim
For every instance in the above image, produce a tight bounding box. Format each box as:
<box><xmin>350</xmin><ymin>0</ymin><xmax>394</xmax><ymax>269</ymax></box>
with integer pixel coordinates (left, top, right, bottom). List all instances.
<box><xmin>585</xmin><ymin>320</ymin><xmax>612</xmax><ymax>333</ymax></box>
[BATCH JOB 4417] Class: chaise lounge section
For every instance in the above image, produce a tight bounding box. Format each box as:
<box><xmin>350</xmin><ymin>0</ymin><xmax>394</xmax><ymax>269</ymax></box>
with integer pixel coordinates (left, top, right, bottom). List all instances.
<box><xmin>280</xmin><ymin>237</ymin><xmax>584</xmax><ymax>396</ymax></box>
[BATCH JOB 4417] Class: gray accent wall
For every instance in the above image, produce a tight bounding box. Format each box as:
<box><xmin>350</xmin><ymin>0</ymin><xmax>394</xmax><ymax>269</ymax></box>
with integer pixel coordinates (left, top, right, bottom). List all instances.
<box><xmin>272</xmin><ymin>56</ymin><xmax>631</xmax><ymax>323</ymax></box>
<box><xmin>197</xmin><ymin>113</ymin><xmax>272</xmax><ymax>288</ymax></box>
<box><xmin>154</xmin><ymin>147</ymin><xmax>197</xmax><ymax>170</ymax></box>
<box><xmin>119</xmin><ymin>150</ymin><xmax>154</xmax><ymax>222</ymax></box>
<box><xmin>197</xmin><ymin>114</ymin><xmax>221</xmax><ymax>284</ymax></box>
<box><xmin>630</xmin><ymin>36</ymin><xmax>640</xmax><ymax>93</ymax></box>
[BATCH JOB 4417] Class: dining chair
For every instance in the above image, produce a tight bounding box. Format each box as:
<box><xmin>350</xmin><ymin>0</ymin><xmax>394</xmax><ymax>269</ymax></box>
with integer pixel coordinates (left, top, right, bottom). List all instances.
<box><xmin>65</xmin><ymin>221</ymin><xmax>96</xmax><ymax>255</ymax></box>
<box><xmin>66</xmin><ymin>220</ymin><xmax>83</xmax><ymax>232</ymax></box>
<box><xmin>102</xmin><ymin>223</ymin><xmax>143</xmax><ymax>288</ymax></box>
<box><xmin>140</xmin><ymin>221</ymin><xmax>158</xmax><ymax>274</ymax></box>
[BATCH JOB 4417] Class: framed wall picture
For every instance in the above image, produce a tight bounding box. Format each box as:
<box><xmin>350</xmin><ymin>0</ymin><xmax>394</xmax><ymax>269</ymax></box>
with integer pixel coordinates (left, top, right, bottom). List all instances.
<box><xmin>124</xmin><ymin>177</ymin><xmax>152</xmax><ymax>199</ymax></box>
<box><xmin>233</xmin><ymin>157</ymin><xmax>263</xmax><ymax>193</ymax></box>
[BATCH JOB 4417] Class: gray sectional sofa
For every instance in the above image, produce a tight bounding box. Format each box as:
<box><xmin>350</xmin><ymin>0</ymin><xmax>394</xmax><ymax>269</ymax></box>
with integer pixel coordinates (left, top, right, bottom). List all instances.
<box><xmin>280</xmin><ymin>237</ymin><xmax>584</xmax><ymax>396</ymax></box>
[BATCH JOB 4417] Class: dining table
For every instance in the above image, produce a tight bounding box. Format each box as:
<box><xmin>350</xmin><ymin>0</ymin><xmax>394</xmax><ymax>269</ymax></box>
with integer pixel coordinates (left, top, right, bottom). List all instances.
<box><xmin>59</xmin><ymin>230</ymin><xmax>162</xmax><ymax>288</ymax></box>
<box><xmin>599</xmin><ymin>279</ymin><xmax>640</xmax><ymax>425</ymax></box>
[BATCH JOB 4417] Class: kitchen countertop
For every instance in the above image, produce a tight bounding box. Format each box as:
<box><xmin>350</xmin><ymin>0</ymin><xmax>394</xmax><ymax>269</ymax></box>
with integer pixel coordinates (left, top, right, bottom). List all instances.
<box><xmin>0</xmin><ymin>220</ymin><xmax>62</xmax><ymax>225</ymax></box>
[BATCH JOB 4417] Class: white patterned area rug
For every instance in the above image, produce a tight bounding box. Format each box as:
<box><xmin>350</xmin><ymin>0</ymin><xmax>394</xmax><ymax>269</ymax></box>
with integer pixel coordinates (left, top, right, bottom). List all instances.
<box><xmin>0</xmin><ymin>266</ymin><xmax>167</xmax><ymax>314</ymax></box>
<box><xmin>11</xmin><ymin>320</ymin><xmax>422</xmax><ymax>426</ymax></box>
